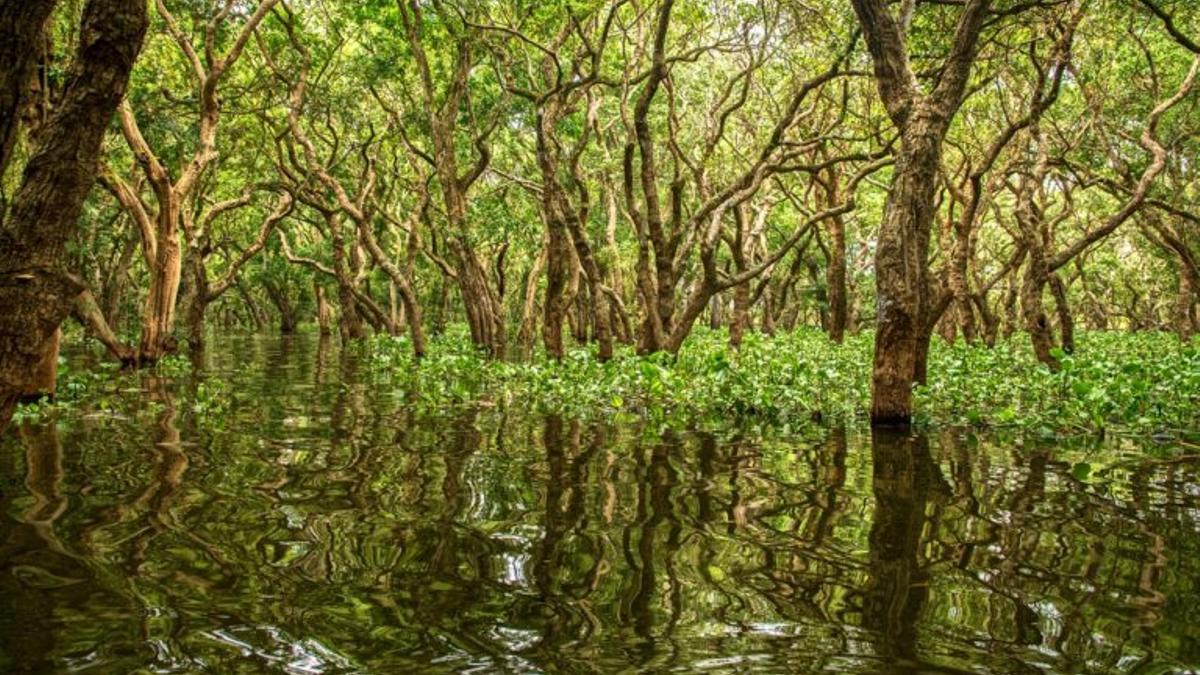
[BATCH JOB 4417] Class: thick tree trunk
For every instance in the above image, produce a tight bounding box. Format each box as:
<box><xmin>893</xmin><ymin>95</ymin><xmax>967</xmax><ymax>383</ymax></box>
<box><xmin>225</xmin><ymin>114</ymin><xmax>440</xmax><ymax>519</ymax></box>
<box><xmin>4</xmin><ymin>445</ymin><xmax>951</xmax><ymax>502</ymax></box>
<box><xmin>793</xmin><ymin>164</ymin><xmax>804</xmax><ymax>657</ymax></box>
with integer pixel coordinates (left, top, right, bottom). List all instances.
<box><xmin>870</xmin><ymin>126</ymin><xmax>942</xmax><ymax>425</ymax></box>
<box><xmin>566</xmin><ymin>220</ymin><xmax>614</xmax><ymax>361</ymax></box>
<box><xmin>185</xmin><ymin>293</ymin><xmax>209</xmax><ymax>352</ymax></box>
<box><xmin>851</xmin><ymin>0</ymin><xmax>989</xmax><ymax>426</ymax></box>
<box><xmin>453</xmin><ymin>244</ymin><xmax>506</xmax><ymax>358</ymax></box>
<box><xmin>542</xmin><ymin>222</ymin><xmax>571</xmax><ymax>359</ymax></box>
<box><xmin>761</xmin><ymin>287</ymin><xmax>776</xmax><ymax>336</ymax></box>
<box><xmin>1047</xmin><ymin>273</ymin><xmax>1074</xmax><ymax>354</ymax></box>
<box><xmin>326</xmin><ymin>214</ymin><xmax>365</xmax><ymax>340</ymax></box>
<box><xmin>25</xmin><ymin>328</ymin><xmax>60</xmax><ymax>402</ymax></box>
<box><xmin>315</xmin><ymin>283</ymin><xmax>333</xmax><ymax>336</ymax></box>
<box><xmin>0</xmin><ymin>0</ymin><xmax>56</xmax><ymax>178</ymax></box>
<box><xmin>264</xmin><ymin>280</ymin><xmax>298</xmax><ymax>334</ymax></box>
<box><xmin>1001</xmin><ymin>273</ymin><xmax>1020</xmax><ymax>339</ymax></box>
<box><xmin>822</xmin><ymin>166</ymin><xmax>850</xmax><ymax>344</ymax></box>
<box><xmin>0</xmin><ymin>0</ymin><xmax>147</xmax><ymax>419</ymax></box>
<box><xmin>730</xmin><ymin>280</ymin><xmax>750</xmax><ymax>349</ymax></box>
<box><xmin>972</xmin><ymin>292</ymin><xmax>1000</xmax><ymax>348</ymax></box>
<box><xmin>138</xmin><ymin>205</ymin><xmax>183</xmax><ymax>362</ymax></box>
<box><xmin>708</xmin><ymin>292</ymin><xmax>724</xmax><ymax>330</ymax></box>
<box><xmin>1020</xmin><ymin>255</ymin><xmax>1058</xmax><ymax>370</ymax></box>
<box><xmin>948</xmin><ymin>225</ymin><xmax>977</xmax><ymax>344</ymax></box>
<box><xmin>181</xmin><ymin>252</ymin><xmax>209</xmax><ymax>352</ymax></box>
<box><xmin>1177</xmin><ymin>263</ymin><xmax>1199</xmax><ymax>341</ymax></box>
<box><xmin>518</xmin><ymin>242</ymin><xmax>547</xmax><ymax>356</ymax></box>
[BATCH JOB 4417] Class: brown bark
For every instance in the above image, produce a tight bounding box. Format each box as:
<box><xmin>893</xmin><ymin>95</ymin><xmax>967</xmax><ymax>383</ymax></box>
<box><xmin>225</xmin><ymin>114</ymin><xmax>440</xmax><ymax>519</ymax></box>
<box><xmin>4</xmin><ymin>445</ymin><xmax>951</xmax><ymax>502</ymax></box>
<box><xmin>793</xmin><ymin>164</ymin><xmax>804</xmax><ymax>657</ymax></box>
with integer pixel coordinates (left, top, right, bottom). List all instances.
<box><xmin>1047</xmin><ymin>273</ymin><xmax>1075</xmax><ymax>354</ymax></box>
<box><xmin>100</xmin><ymin>2</ymin><xmax>278</xmax><ymax>363</ymax></box>
<box><xmin>543</xmin><ymin>218</ymin><xmax>572</xmax><ymax>359</ymax></box>
<box><xmin>314</xmin><ymin>283</ymin><xmax>333</xmax><ymax>336</ymax></box>
<box><xmin>851</xmin><ymin>0</ymin><xmax>990</xmax><ymax>425</ymax></box>
<box><xmin>1178</xmin><ymin>264</ymin><xmax>1199</xmax><ymax>341</ymax></box>
<box><xmin>264</xmin><ymin>279</ymin><xmax>299</xmax><ymax>334</ymax></box>
<box><xmin>72</xmin><ymin>285</ymin><xmax>134</xmax><ymax>363</ymax></box>
<box><xmin>359</xmin><ymin>219</ymin><xmax>426</xmax><ymax>357</ymax></box>
<box><xmin>818</xmin><ymin>163</ymin><xmax>850</xmax><ymax>344</ymax></box>
<box><xmin>0</xmin><ymin>0</ymin><xmax>147</xmax><ymax>419</ymax></box>
<box><xmin>826</xmin><ymin>210</ymin><xmax>849</xmax><ymax>344</ymax></box>
<box><xmin>180</xmin><ymin>192</ymin><xmax>289</xmax><ymax>351</ymax></box>
<box><xmin>327</xmin><ymin>214</ymin><xmax>366</xmax><ymax>340</ymax></box>
<box><xmin>0</xmin><ymin>0</ymin><xmax>56</xmax><ymax>179</ymax></box>
<box><xmin>518</xmin><ymin>239</ymin><xmax>548</xmax><ymax>356</ymax></box>
<box><xmin>1144</xmin><ymin>217</ymin><xmax>1200</xmax><ymax>341</ymax></box>
<box><xmin>399</xmin><ymin>1</ymin><xmax>505</xmax><ymax>358</ymax></box>
<box><xmin>730</xmin><ymin>281</ymin><xmax>751</xmax><ymax>349</ymax></box>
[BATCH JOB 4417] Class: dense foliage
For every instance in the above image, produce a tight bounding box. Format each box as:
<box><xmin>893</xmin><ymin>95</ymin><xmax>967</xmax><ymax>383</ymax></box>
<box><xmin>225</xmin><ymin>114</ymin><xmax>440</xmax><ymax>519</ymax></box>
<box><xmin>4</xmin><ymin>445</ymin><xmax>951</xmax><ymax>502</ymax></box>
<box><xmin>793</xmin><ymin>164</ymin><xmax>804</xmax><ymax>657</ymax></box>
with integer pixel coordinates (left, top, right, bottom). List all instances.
<box><xmin>20</xmin><ymin>328</ymin><xmax>1199</xmax><ymax>444</ymax></box>
<box><xmin>1</xmin><ymin>0</ymin><xmax>1198</xmax><ymax>431</ymax></box>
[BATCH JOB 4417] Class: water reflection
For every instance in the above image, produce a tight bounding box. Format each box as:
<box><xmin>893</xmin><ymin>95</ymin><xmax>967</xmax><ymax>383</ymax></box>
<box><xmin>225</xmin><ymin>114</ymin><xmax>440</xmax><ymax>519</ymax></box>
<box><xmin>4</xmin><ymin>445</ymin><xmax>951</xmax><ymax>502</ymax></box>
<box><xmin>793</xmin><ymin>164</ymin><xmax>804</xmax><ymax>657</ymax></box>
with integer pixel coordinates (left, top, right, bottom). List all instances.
<box><xmin>1</xmin><ymin>333</ymin><xmax>1199</xmax><ymax>673</ymax></box>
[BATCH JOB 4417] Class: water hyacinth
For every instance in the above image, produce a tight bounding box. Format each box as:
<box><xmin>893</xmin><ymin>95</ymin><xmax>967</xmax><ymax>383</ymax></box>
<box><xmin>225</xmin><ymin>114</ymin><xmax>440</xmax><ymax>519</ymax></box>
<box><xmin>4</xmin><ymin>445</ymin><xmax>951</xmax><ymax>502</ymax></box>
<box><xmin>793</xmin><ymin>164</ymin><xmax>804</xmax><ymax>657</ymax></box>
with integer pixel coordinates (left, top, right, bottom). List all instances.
<box><xmin>355</xmin><ymin>327</ymin><xmax>1200</xmax><ymax>439</ymax></box>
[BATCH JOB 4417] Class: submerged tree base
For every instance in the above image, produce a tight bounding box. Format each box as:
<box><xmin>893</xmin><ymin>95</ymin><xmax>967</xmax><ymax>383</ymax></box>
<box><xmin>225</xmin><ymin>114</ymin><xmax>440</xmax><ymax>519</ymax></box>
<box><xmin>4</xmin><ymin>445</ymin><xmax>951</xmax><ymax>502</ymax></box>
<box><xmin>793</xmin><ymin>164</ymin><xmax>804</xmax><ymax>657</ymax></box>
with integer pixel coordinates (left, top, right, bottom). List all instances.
<box><xmin>2</xmin><ymin>344</ymin><xmax>1199</xmax><ymax>672</ymax></box>
<box><xmin>19</xmin><ymin>327</ymin><xmax>1200</xmax><ymax>440</ymax></box>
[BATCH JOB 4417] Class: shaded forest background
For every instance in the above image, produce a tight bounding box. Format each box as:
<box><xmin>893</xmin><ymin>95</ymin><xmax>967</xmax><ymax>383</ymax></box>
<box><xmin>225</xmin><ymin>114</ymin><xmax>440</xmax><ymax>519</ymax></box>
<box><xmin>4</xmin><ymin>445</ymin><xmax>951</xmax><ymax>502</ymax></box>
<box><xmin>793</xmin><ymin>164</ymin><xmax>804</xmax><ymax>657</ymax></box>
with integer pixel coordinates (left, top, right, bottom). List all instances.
<box><xmin>0</xmin><ymin>0</ymin><xmax>1197</xmax><ymax>424</ymax></box>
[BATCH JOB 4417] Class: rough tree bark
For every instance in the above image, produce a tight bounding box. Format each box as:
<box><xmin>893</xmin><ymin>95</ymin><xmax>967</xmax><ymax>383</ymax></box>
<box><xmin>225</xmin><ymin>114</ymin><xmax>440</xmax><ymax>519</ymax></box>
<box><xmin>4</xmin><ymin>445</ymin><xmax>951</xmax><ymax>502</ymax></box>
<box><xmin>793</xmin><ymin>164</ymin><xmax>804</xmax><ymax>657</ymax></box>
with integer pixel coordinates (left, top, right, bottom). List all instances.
<box><xmin>399</xmin><ymin>0</ymin><xmax>506</xmax><ymax>357</ymax></box>
<box><xmin>183</xmin><ymin>193</ymin><xmax>293</xmax><ymax>351</ymax></box>
<box><xmin>850</xmin><ymin>0</ymin><xmax>990</xmax><ymax>425</ymax></box>
<box><xmin>0</xmin><ymin>0</ymin><xmax>147</xmax><ymax>421</ymax></box>
<box><xmin>100</xmin><ymin>0</ymin><xmax>280</xmax><ymax>363</ymax></box>
<box><xmin>0</xmin><ymin>0</ymin><xmax>56</xmax><ymax>179</ymax></box>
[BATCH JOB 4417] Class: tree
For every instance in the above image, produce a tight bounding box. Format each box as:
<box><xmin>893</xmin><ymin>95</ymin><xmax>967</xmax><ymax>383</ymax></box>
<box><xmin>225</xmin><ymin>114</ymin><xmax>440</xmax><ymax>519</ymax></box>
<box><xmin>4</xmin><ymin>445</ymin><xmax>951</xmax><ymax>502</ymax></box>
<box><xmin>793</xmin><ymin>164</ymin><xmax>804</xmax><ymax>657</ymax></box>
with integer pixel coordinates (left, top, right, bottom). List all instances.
<box><xmin>0</xmin><ymin>0</ymin><xmax>148</xmax><ymax>422</ymax></box>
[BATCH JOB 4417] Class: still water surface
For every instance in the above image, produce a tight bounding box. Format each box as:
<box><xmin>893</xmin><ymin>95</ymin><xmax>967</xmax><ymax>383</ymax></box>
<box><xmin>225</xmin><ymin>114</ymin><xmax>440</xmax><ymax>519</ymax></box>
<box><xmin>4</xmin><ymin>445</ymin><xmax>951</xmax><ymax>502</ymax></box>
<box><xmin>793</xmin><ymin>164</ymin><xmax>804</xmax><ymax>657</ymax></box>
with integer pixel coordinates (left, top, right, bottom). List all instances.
<box><xmin>2</xmin><ymin>334</ymin><xmax>1198</xmax><ymax>673</ymax></box>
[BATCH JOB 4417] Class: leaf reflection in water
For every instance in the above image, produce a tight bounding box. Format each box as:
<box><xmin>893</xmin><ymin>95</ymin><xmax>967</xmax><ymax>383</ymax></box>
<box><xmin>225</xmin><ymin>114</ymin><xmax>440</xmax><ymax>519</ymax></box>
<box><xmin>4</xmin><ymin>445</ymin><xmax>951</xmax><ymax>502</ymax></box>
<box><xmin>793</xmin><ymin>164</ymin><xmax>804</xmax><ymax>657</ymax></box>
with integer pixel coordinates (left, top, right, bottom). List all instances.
<box><xmin>0</xmin><ymin>333</ymin><xmax>1197</xmax><ymax>673</ymax></box>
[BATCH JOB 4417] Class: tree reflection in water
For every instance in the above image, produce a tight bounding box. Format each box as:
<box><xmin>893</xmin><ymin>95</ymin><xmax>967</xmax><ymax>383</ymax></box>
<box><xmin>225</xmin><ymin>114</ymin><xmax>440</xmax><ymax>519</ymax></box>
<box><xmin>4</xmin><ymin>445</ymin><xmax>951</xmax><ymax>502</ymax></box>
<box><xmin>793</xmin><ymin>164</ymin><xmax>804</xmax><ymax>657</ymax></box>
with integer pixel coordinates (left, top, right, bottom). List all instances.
<box><xmin>1</xmin><ymin>333</ymin><xmax>1198</xmax><ymax>672</ymax></box>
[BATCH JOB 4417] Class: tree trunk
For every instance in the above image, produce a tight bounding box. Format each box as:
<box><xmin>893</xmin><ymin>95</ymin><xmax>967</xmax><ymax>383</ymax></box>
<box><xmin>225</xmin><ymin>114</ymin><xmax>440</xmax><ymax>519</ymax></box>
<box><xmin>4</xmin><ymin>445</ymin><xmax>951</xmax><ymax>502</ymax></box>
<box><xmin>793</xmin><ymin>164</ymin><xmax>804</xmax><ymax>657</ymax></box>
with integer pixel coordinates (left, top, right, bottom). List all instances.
<box><xmin>1048</xmin><ymin>273</ymin><xmax>1074</xmax><ymax>354</ymax></box>
<box><xmin>182</xmin><ymin>251</ymin><xmax>209</xmax><ymax>352</ymax></box>
<box><xmin>0</xmin><ymin>0</ymin><xmax>147</xmax><ymax>419</ymax></box>
<box><xmin>1177</xmin><ymin>262</ymin><xmax>1199</xmax><ymax>341</ymax></box>
<box><xmin>24</xmin><ymin>327</ymin><xmax>60</xmax><ymax>402</ymax></box>
<box><xmin>824</xmin><ymin>167</ymin><xmax>849</xmax><ymax>344</ymax></box>
<box><xmin>235</xmin><ymin>280</ymin><xmax>266</xmax><ymax>330</ymax></box>
<box><xmin>851</xmin><ymin>0</ymin><xmax>989</xmax><ymax>426</ymax></box>
<box><xmin>138</xmin><ymin>204</ymin><xmax>183</xmax><ymax>362</ymax></box>
<box><xmin>948</xmin><ymin>223</ymin><xmax>977</xmax><ymax>344</ymax></box>
<box><xmin>72</xmin><ymin>286</ymin><xmax>134</xmax><ymax>363</ymax></box>
<box><xmin>264</xmin><ymin>280</ymin><xmax>298</xmax><ymax>334</ymax></box>
<box><xmin>870</xmin><ymin>125</ymin><xmax>942</xmax><ymax>425</ymax></box>
<box><xmin>315</xmin><ymin>282</ymin><xmax>333</xmax><ymax>336</ymax></box>
<box><xmin>542</xmin><ymin>222</ymin><xmax>571</xmax><ymax>359</ymax></box>
<box><xmin>0</xmin><ymin>0</ymin><xmax>56</xmax><ymax>177</ymax></box>
<box><xmin>730</xmin><ymin>280</ymin><xmax>750</xmax><ymax>349</ymax></box>
<box><xmin>709</xmin><ymin>291</ymin><xmax>724</xmax><ymax>330</ymax></box>
<box><xmin>518</xmin><ymin>242</ymin><xmax>547</xmax><ymax>356</ymax></box>
<box><xmin>1020</xmin><ymin>254</ymin><xmax>1058</xmax><ymax>370</ymax></box>
<box><xmin>327</xmin><ymin>214</ymin><xmax>365</xmax><ymax>340</ymax></box>
<box><xmin>186</xmin><ymin>292</ymin><xmax>208</xmax><ymax>353</ymax></box>
<box><xmin>453</xmin><ymin>244</ymin><xmax>506</xmax><ymax>357</ymax></box>
<box><xmin>1002</xmin><ymin>273</ymin><xmax>1020</xmax><ymax>339</ymax></box>
<box><xmin>565</xmin><ymin>219</ymin><xmax>614</xmax><ymax>361</ymax></box>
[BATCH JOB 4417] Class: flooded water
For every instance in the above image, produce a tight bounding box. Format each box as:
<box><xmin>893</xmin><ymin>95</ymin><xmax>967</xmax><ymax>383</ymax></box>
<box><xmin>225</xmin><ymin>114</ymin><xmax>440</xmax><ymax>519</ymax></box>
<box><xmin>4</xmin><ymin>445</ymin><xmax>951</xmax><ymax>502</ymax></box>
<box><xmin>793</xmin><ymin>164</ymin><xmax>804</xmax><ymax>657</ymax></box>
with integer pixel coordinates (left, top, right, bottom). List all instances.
<box><xmin>2</xmin><ymin>334</ymin><xmax>1199</xmax><ymax>673</ymax></box>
